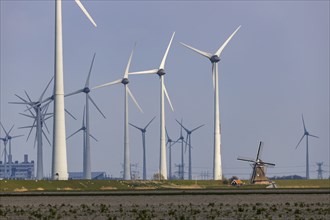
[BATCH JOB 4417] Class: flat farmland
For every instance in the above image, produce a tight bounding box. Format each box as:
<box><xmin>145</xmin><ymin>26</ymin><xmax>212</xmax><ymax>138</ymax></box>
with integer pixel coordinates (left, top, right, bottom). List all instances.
<box><xmin>1</xmin><ymin>190</ymin><xmax>329</xmax><ymax>219</ymax></box>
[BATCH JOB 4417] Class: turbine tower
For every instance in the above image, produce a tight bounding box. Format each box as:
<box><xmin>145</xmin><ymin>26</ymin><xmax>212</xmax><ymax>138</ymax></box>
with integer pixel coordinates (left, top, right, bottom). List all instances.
<box><xmin>295</xmin><ymin>115</ymin><xmax>319</xmax><ymax>179</ymax></box>
<box><xmin>166</xmin><ymin>128</ymin><xmax>178</xmax><ymax>179</ymax></box>
<box><xmin>67</xmin><ymin>107</ymin><xmax>98</xmax><ymax>179</ymax></box>
<box><xmin>180</xmin><ymin>26</ymin><xmax>241</xmax><ymax>180</ymax></box>
<box><xmin>0</xmin><ymin>123</ymin><xmax>23</xmax><ymax>178</ymax></box>
<box><xmin>93</xmin><ymin>47</ymin><xmax>143</xmax><ymax>180</ymax></box>
<box><xmin>129</xmin><ymin>116</ymin><xmax>156</xmax><ymax>180</ymax></box>
<box><xmin>129</xmin><ymin>32</ymin><xmax>176</xmax><ymax>180</ymax></box>
<box><xmin>52</xmin><ymin>0</ymin><xmax>97</xmax><ymax>180</ymax></box>
<box><xmin>9</xmin><ymin>78</ymin><xmax>53</xmax><ymax>180</ymax></box>
<box><xmin>176</xmin><ymin>119</ymin><xmax>204</xmax><ymax>180</ymax></box>
<box><xmin>65</xmin><ymin>53</ymin><xmax>106</xmax><ymax>179</ymax></box>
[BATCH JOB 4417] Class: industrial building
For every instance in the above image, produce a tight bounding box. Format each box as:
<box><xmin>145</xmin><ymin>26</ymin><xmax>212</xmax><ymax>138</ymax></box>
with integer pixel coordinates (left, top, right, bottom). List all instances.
<box><xmin>0</xmin><ymin>154</ymin><xmax>35</xmax><ymax>179</ymax></box>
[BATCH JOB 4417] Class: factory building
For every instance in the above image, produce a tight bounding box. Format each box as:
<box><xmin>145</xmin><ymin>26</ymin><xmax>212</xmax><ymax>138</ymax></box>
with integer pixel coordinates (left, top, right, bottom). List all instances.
<box><xmin>0</xmin><ymin>154</ymin><xmax>35</xmax><ymax>179</ymax></box>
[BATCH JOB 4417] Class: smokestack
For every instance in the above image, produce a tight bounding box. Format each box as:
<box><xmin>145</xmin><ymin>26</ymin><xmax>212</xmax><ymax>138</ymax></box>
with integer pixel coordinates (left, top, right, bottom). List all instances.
<box><xmin>24</xmin><ymin>154</ymin><xmax>28</xmax><ymax>163</ymax></box>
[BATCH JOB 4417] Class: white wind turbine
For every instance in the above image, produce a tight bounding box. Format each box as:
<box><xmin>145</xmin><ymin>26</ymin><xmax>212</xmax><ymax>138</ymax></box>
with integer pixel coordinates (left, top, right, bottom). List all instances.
<box><xmin>52</xmin><ymin>0</ymin><xmax>97</xmax><ymax>180</ymax></box>
<box><xmin>129</xmin><ymin>32</ymin><xmax>176</xmax><ymax>180</ymax></box>
<box><xmin>176</xmin><ymin>119</ymin><xmax>204</xmax><ymax>180</ymax></box>
<box><xmin>67</xmin><ymin>107</ymin><xmax>98</xmax><ymax>179</ymax></box>
<box><xmin>93</xmin><ymin>47</ymin><xmax>143</xmax><ymax>180</ymax></box>
<box><xmin>0</xmin><ymin>123</ymin><xmax>24</xmax><ymax>179</ymax></box>
<box><xmin>65</xmin><ymin>53</ymin><xmax>106</xmax><ymax>179</ymax></box>
<box><xmin>180</xmin><ymin>26</ymin><xmax>241</xmax><ymax>180</ymax></box>
<box><xmin>166</xmin><ymin>128</ymin><xmax>179</xmax><ymax>180</ymax></box>
<box><xmin>9</xmin><ymin>78</ymin><xmax>53</xmax><ymax>180</ymax></box>
<box><xmin>129</xmin><ymin>116</ymin><xmax>156</xmax><ymax>180</ymax></box>
<box><xmin>295</xmin><ymin>115</ymin><xmax>319</xmax><ymax>179</ymax></box>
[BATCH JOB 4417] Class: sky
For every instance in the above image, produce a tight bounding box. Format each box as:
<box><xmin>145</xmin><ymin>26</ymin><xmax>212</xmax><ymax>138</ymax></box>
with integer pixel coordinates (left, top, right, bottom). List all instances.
<box><xmin>0</xmin><ymin>0</ymin><xmax>329</xmax><ymax>180</ymax></box>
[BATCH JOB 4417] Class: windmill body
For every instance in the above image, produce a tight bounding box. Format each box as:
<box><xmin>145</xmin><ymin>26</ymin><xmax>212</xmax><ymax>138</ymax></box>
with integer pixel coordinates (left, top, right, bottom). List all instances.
<box><xmin>237</xmin><ymin>141</ymin><xmax>275</xmax><ymax>184</ymax></box>
<box><xmin>93</xmin><ymin>48</ymin><xmax>142</xmax><ymax>180</ymax></box>
<box><xmin>52</xmin><ymin>0</ymin><xmax>97</xmax><ymax>180</ymax></box>
<box><xmin>129</xmin><ymin>33</ymin><xmax>175</xmax><ymax>180</ymax></box>
<box><xmin>65</xmin><ymin>54</ymin><xmax>105</xmax><ymax>179</ymax></box>
<box><xmin>295</xmin><ymin>115</ymin><xmax>319</xmax><ymax>179</ymax></box>
<box><xmin>130</xmin><ymin>117</ymin><xmax>155</xmax><ymax>180</ymax></box>
<box><xmin>180</xmin><ymin>26</ymin><xmax>240</xmax><ymax>180</ymax></box>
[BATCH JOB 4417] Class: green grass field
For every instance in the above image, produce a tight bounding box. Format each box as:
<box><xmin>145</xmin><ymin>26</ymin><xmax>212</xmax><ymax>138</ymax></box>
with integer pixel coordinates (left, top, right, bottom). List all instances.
<box><xmin>0</xmin><ymin>179</ymin><xmax>329</xmax><ymax>192</ymax></box>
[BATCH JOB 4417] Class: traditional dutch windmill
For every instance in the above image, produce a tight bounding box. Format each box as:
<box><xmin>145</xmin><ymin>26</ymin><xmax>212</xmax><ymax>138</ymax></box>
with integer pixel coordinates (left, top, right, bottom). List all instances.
<box><xmin>237</xmin><ymin>141</ymin><xmax>275</xmax><ymax>184</ymax></box>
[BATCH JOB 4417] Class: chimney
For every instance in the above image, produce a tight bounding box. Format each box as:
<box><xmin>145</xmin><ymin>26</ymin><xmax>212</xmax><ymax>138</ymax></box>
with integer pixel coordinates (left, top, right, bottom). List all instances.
<box><xmin>24</xmin><ymin>154</ymin><xmax>28</xmax><ymax>163</ymax></box>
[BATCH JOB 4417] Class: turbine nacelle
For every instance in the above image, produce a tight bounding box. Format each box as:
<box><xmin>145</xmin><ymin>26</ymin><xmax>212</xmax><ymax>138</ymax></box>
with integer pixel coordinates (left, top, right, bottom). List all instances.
<box><xmin>210</xmin><ymin>55</ymin><xmax>220</xmax><ymax>63</ymax></box>
<box><xmin>83</xmin><ymin>87</ymin><xmax>90</xmax><ymax>94</ymax></box>
<box><xmin>121</xmin><ymin>78</ymin><xmax>129</xmax><ymax>85</ymax></box>
<box><xmin>157</xmin><ymin>69</ymin><xmax>166</xmax><ymax>76</ymax></box>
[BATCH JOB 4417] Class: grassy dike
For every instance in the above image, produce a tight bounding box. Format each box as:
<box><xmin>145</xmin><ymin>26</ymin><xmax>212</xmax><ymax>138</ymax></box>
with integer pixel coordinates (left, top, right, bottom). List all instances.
<box><xmin>1</xmin><ymin>179</ymin><xmax>329</xmax><ymax>192</ymax></box>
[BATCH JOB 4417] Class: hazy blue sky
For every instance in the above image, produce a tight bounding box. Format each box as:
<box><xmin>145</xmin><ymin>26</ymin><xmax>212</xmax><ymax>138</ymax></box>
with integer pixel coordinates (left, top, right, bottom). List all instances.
<box><xmin>1</xmin><ymin>0</ymin><xmax>329</xmax><ymax>179</ymax></box>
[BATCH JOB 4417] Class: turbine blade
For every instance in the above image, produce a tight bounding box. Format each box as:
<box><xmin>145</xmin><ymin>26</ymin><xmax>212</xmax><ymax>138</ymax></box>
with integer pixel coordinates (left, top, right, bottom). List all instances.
<box><xmin>19</xmin><ymin>113</ymin><xmax>35</xmax><ymax>119</ymax></box>
<box><xmin>65</xmin><ymin>109</ymin><xmax>77</xmax><ymax>120</ymax></box>
<box><xmin>165</xmin><ymin>127</ymin><xmax>170</xmax><ymax>140</ymax></box>
<box><xmin>145</xmin><ymin>116</ymin><xmax>156</xmax><ymax>129</ymax></box>
<box><xmin>42</xmin><ymin>129</ymin><xmax>51</xmax><ymax>146</ymax></box>
<box><xmin>8</xmin><ymin>125</ymin><xmax>15</xmax><ymax>135</ymax></box>
<box><xmin>129</xmin><ymin>69</ymin><xmax>158</xmax><ymax>75</ymax></box>
<box><xmin>0</xmin><ymin>122</ymin><xmax>9</xmax><ymax>136</ymax></box>
<box><xmin>65</xmin><ymin>89</ymin><xmax>84</xmax><ymax>98</ymax></box>
<box><xmin>88</xmin><ymin>95</ymin><xmax>106</xmax><ymax>118</ymax></box>
<box><xmin>67</xmin><ymin>128</ymin><xmax>83</xmax><ymax>140</ymax></box>
<box><xmin>295</xmin><ymin>134</ymin><xmax>305</xmax><ymax>149</ymax></box>
<box><xmin>85</xmin><ymin>53</ymin><xmax>96</xmax><ymax>88</ymax></box>
<box><xmin>89</xmin><ymin>133</ymin><xmax>98</xmax><ymax>142</ymax></box>
<box><xmin>75</xmin><ymin>0</ymin><xmax>97</xmax><ymax>27</ymax></box>
<box><xmin>309</xmin><ymin>134</ymin><xmax>319</xmax><ymax>138</ymax></box>
<box><xmin>160</xmin><ymin>32</ymin><xmax>175</xmax><ymax>69</ymax></box>
<box><xmin>92</xmin><ymin>79</ymin><xmax>122</xmax><ymax>90</ymax></box>
<box><xmin>175</xmin><ymin>119</ymin><xmax>189</xmax><ymax>133</ymax></box>
<box><xmin>24</xmin><ymin>90</ymin><xmax>33</xmax><ymax>103</ymax></box>
<box><xmin>191</xmin><ymin>124</ymin><xmax>205</xmax><ymax>133</ymax></box>
<box><xmin>129</xmin><ymin>123</ymin><xmax>143</xmax><ymax>131</ymax></box>
<box><xmin>163</xmin><ymin>83</ymin><xmax>174</xmax><ymax>111</ymax></box>
<box><xmin>302</xmin><ymin>114</ymin><xmax>307</xmax><ymax>133</ymax></box>
<box><xmin>11</xmin><ymin>135</ymin><xmax>24</xmax><ymax>139</ymax></box>
<box><xmin>124</xmin><ymin>44</ymin><xmax>136</xmax><ymax>79</ymax></box>
<box><xmin>39</xmin><ymin>77</ymin><xmax>54</xmax><ymax>102</ymax></box>
<box><xmin>180</xmin><ymin>42</ymin><xmax>212</xmax><ymax>59</ymax></box>
<box><xmin>127</xmin><ymin>86</ymin><xmax>143</xmax><ymax>113</ymax></box>
<box><xmin>18</xmin><ymin>125</ymin><xmax>36</xmax><ymax>129</ymax></box>
<box><xmin>15</xmin><ymin>94</ymin><xmax>30</xmax><ymax>103</ymax></box>
<box><xmin>26</xmin><ymin>119</ymin><xmax>37</xmax><ymax>141</ymax></box>
<box><xmin>215</xmin><ymin>25</ymin><xmax>241</xmax><ymax>57</ymax></box>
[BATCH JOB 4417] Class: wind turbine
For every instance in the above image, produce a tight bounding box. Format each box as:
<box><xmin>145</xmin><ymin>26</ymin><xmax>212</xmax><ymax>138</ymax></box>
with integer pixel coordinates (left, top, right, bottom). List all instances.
<box><xmin>175</xmin><ymin>118</ymin><xmax>186</xmax><ymax>180</ymax></box>
<box><xmin>65</xmin><ymin>53</ymin><xmax>105</xmax><ymax>179</ymax></box>
<box><xmin>129</xmin><ymin>32</ymin><xmax>175</xmax><ymax>180</ymax></box>
<box><xmin>295</xmin><ymin>115</ymin><xmax>319</xmax><ymax>179</ymax></box>
<box><xmin>129</xmin><ymin>116</ymin><xmax>156</xmax><ymax>180</ymax></box>
<box><xmin>176</xmin><ymin>119</ymin><xmax>204</xmax><ymax>180</ymax></box>
<box><xmin>52</xmin><ymin>0</ymin><xmax>97</xmax><ymax>180</ymax></box>
<box><xmin>9</xmin><ymin>78</ymin><xmax>53</xmax><ymax>179</ymax></box>
<box><xmin>0</xmin><ymin>123</ymin><xmax>24</xmax><ymax>179</ymax></box>
<box><xmin>93</xmin><ymin>47</ymin><xmax>143</xmax><ymax>180</ymax></box>
<box><xmin>180</xmin><ymin>26</ymin><xmax>241</xmax><ymax>180</ymax></box>
<box><xmin>166</xmin><ymin>128</ymin><xmax>179</xmax><ymax>180</ymax></box>
<box><xmin>67</xmin><ymin>107</ymin><xmax>98</xmax><ymax>179</ymax></box>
